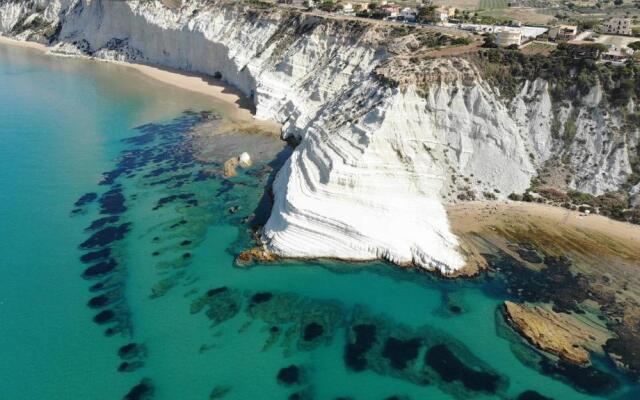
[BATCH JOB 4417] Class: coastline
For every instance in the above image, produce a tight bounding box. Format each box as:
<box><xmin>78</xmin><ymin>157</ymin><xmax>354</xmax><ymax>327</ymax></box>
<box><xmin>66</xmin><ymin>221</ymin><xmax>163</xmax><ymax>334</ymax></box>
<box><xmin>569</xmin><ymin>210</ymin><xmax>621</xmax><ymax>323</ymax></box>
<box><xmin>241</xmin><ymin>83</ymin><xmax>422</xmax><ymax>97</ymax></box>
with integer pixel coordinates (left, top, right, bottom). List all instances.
<box><xmin>448</xmin><ymin>201</ymin><xmax>640</xmax><ymax>246</ymax></box>
<box><xmin>0</xmin><ymin>35</ymin><xmax>281</xmax><ymax>135</ymax></box>
<box><xmin>3</xmin><ymin>37</ymin><xmax>638</xmax><ymax>273</ymax></box>
<box><xmin>447</xmin><ymin>200</ymin><xmax>640</xmax><ymax>271</ymax></box>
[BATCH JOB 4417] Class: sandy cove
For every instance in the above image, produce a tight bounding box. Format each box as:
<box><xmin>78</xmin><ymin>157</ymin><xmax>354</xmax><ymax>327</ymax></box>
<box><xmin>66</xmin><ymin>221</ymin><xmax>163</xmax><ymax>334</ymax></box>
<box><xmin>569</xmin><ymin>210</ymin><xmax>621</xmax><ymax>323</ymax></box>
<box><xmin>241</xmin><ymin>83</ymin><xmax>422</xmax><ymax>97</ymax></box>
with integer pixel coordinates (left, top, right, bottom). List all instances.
<box><xmin>0</xmin><ymin>35</ymin><xmax>281</xmax><ymax>136</ymax></box>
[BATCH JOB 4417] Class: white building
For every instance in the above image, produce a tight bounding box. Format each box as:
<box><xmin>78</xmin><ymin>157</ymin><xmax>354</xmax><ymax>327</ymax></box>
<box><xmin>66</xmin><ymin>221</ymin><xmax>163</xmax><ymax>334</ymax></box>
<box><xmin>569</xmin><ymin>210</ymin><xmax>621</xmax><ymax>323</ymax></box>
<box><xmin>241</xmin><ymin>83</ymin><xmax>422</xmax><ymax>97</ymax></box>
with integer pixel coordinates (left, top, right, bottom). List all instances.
<box><xmin>453</xmin><ymin>23</ymin><xmax>547</xmax><ymax>42</ymax></box>
<box><xmin>602</xmin><ymin>18</ymin><xmax>632</xmax><ymax>36</ymax></box>
<box><xmin>495</xmin><ymin>29</ymin><xmax>522</xmax><ymax>47</ymax></box>
<box><xmin>400</xmin><ymin>7</ymin><xmax>416</xmax><ymax>21</ymax></box>
<box><xmin>548</xmin><ymin>25</ymin><xmax>578</xmax><ymax>41</ymax></box>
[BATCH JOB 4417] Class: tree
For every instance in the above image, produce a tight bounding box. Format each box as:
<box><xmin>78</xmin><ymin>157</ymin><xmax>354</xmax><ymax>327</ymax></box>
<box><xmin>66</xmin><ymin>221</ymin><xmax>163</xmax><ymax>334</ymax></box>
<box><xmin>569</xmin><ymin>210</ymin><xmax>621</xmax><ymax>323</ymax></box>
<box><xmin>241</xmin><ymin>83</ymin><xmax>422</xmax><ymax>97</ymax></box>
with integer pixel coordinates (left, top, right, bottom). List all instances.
<box><xmin>589</xmin><ymin>43</ymin><xmax>609</xmax><ymax>56</ymax></box>
<box><xmin>451</xmin><ymin>37</ymin><xmax>472</xmax><ymax>45</ymax></box>
<box><xmin>416</xmin><ymin>5</ymin><xmax>436</xmax><ymax>23</ymax></box>
<box><xmin>629</xmin><ymin>41</ymin><xmax>640</xmax><ymax>51</ymax></box>
<box><xmin>614</xmin><ymin>0</ymin><xmax>623</xmax><ymax>5</ymax></box>
<box><xmin>482</xmin><ymin>33</ymin><xmax>497</xmax><ymax>48</ymax></box>
<box><xmin>319</xmin><ymin>0</ymin><xmax>336</xmax><ymax>11</ymax></box>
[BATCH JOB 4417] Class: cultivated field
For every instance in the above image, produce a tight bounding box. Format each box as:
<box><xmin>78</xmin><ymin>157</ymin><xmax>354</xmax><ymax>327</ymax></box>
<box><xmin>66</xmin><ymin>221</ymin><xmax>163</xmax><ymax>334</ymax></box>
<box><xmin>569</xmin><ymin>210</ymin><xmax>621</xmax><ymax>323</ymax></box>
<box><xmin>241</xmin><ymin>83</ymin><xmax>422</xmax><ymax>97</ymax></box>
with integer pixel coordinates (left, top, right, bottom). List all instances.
<box><xmin>479</xmin><ymin>0</ymin><xmax>509</xmax><ymax>10</ymax></box>
<box><xmin>479</xmin><ymin>7</ymin><xmax>555</xmax><ymax>24</ymax></box>
<box><xmin>520</xmin><ymin>41</ymin><xmax>557</xmax><ymax>55</ymax></box>
<box><xmin>433</xmin><ymin>0</ymin><xmax>481</xmax><ymax>9</ymax></box>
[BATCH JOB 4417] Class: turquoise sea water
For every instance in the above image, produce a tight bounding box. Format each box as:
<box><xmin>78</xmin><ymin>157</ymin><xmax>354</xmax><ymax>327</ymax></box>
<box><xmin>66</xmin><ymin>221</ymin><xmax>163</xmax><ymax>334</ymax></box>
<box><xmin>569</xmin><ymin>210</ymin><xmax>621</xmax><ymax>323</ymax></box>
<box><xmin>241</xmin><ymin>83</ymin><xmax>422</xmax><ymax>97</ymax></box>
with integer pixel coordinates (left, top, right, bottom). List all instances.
<box><xmin>0</xmin><ymin>43</ymin><xmax>637</xmax><ymax>400</ymax></box>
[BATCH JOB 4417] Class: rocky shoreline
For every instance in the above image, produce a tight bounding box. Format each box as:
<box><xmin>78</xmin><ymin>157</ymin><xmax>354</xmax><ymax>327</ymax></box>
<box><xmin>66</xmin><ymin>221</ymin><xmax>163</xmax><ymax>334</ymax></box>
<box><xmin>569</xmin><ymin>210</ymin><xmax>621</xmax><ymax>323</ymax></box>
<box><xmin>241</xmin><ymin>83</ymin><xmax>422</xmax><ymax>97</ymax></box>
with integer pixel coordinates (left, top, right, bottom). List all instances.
<box><xmin>3</xmin><ymin>0</ymin><xmax>638</xmax><ymax>275</ymax></box>
<box><xmin>502</xmin><ymin>301</ymin><xmax>605</xmax><ymax>366</ymax></box>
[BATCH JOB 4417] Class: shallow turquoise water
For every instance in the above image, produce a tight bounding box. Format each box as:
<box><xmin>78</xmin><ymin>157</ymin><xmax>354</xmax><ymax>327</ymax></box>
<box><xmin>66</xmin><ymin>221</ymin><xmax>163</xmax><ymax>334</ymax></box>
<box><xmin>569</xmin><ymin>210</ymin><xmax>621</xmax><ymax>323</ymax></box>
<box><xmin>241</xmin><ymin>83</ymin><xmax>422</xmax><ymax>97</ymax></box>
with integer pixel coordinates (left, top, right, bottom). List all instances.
<box><xmin>0</xmin><ymin>43</ymin><xmax>637</xmax><ymax>400</ymax></box>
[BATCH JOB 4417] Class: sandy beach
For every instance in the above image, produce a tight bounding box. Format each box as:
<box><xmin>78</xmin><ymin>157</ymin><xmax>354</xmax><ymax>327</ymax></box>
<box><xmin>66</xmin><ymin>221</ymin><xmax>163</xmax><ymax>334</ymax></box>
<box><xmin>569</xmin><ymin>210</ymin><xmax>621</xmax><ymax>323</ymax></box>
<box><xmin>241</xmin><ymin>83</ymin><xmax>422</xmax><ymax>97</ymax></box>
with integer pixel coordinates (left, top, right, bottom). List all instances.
<box><xmin>447</xmin><ymin>200</ymin><xmax>640</xmax><ymax>274</ymax></box>
<box><xmin>448</xmin><ymin>201</ymin><xmax>640</xmax><ymax>245</ymax></box>
<box><xmin>0</xmin><ymin>35</ymin><xmax>281</xmax><ymax>135</ymax></box>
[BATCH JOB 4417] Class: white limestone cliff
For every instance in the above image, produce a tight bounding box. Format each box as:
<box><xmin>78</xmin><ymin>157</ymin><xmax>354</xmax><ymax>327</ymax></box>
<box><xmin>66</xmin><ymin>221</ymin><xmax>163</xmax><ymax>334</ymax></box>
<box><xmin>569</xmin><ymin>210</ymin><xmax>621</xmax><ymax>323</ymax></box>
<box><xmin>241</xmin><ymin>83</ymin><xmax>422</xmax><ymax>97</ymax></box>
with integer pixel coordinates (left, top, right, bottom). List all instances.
<box><xmin>1</xmin><ymin>0</ymin><xmax>638</xmax><ymax>273</ymax></box>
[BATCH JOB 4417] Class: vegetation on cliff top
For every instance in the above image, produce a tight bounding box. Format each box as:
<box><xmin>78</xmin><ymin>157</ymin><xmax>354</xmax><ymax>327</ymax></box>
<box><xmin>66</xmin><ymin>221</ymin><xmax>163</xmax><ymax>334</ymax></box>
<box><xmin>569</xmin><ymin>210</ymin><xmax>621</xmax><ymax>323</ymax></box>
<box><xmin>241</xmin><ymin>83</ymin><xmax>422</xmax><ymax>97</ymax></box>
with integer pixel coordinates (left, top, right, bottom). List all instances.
<box><xmin>476</xmin><ymin>46</ymin><xmax>640</xmax><ymax>107</ymax></box>
<box><xmin>476</xmin><ymin>47</ymin><xmax>640</xmax><ymax>214</ymax></box>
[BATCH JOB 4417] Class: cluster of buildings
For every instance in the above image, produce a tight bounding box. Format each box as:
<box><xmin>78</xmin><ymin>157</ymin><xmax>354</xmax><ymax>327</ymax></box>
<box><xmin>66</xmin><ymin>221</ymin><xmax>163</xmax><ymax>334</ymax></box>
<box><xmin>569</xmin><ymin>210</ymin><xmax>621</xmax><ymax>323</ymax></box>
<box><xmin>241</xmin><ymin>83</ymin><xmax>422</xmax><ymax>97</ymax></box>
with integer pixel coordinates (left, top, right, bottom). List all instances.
<box><xmin>451</xmin><ymin>23</ymin><xmax>548</xmax><ymax>47</ymax></box>
<box><xmin>528</xmin><ymin>18</ymin><xmax>639</xmax><ymax>63</ymax></box>
<box><xmin>547</xmin><ymin>18</ymin><xmax>632</xmax><ymax>43</ymax></box>
<box><xmin>544</xmin><ymin>18</ymin><xmax>637</xmax><ymax>63</ymax></box>
<box><xmin>277</xmin><ymin>1</ymin><xmax>639</xmax><ymax>62</ymax></box>
<box><xmin>455</xmin><ymin>16</ymin><xmax>637</xmax><ymax>58</ymax></box>
<box><xmin>277</xmin><ymin>1</ymin><xmax>455</xmax><ymax>24</ymax></box>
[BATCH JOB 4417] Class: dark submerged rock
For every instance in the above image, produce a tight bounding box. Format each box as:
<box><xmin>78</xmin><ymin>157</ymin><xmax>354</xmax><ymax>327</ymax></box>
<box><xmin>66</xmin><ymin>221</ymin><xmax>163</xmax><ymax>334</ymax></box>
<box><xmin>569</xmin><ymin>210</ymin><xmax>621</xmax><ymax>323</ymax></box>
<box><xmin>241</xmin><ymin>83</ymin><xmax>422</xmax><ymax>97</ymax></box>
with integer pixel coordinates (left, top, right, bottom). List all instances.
<box><xmin>381</xmin><ymin>337</ymin><xmax>421</xmax><ymax>370</ymax></box>
<box><xmin>207</xmin><ymin>287</ymin><xmax>228</xmax><ymax>297</ymax></box>
<box><xmin>80</xmin><ymin>223</ymin><xmax>130</xmax><ymax>248</ymax></box>
<box><xmin>123</xmin><ymin>379</ymin><xmax>153</xmax><ymax>400</ymax></box>
<box><xmin>87</xmin><ymin>294</ymin><xmax>110</xmax><ymax>308</ymax></box>
<box><xmin>118</xmin><ymin>343</ymin><xmax>138</xmax><ymax>358</ymax></box>
<box><xmin>169</xmin><ymin>219</ymin><xmax>187</xmax><ymax>229</ymax></box>
<box><xmin>277</xmin><ymin>365</ymin><xmax>300</xmax><ymax>385</ymax></box>
<box><xmin>251</xmin><ymin>292</ymin><xmax>273</xmax><ymax>304</ymax></box>
<box><xmin>485</xmin><ymin>252</ymin><xmax>590</xmax><ymax>314</ymax></box>
<box><xmin>344</xmin><ymin>324</ymin><xmax>377</xmax><ymax>371</ymax></box>
<box><xmin>86</xmin><ymin>216</ymin><xmax>119</xmax><ymax>231</ymax></box>
<box><xmin>204</xmin><ymin>290</ymin><xmax>242</xmax><ymax>325</ymax></box>
<box><xmin>99</xmin><ymin>187</ymin><xmax>127</xmax><ymax>215</ymax></box>
<box><xmin>303</xmin><ymin>322</ymin><xmax>324</xmax><ymax>341</ymax></box>
<box><xmin>604</xmin><ymin>333</ymin><xmax>640</xmax><ymax>379</ymax></box>
<box><xmin>93</xmin><ymin>309</ymin><xmax>116</xmax><ymax>324</ymax></box>
<box><xmin>517</xmin><ymin>390</ymin><xmax>554</xmax><ymax>400</ymax></box>
<box><xmin>517</xmin><ymin>245</ymin><xmax>543</xmax><ymax>264</ymax></box>
<box><xmin>539</xmin><ymin>358</ymin><xmax>619</xmax><ymax>395</ymax></box>
<box><xmin>425</xmin><ymin>344</ymin><xmax>500</xmax><ymax>393</ymax></box>
<box><xmin>82</xmin><ymin>259</ymin><xmax>117</xmax><ymax>279</ymax></box>
<box><xmin>118</xmin><ymin>343</ymin><xmax>147</xmax><ymax>360</ymax></box>
<box><xmin>80</xmin><ymin>247</ymin><xmax>111</xmax><ymax>263</ymax></box>
<box><xmin>118</xmin><ymin>361</ymin><xmax>144</xmax><ymax>373</ymax></box>
<box><xmin>74</xmin><ymin>192</ymin><xmax>98</xmax><ymax>207</ymax></box>
<box><xmin>152</xmin><ymin>193</ymin><xmax>195</xmax><ymax>210</ymax></box>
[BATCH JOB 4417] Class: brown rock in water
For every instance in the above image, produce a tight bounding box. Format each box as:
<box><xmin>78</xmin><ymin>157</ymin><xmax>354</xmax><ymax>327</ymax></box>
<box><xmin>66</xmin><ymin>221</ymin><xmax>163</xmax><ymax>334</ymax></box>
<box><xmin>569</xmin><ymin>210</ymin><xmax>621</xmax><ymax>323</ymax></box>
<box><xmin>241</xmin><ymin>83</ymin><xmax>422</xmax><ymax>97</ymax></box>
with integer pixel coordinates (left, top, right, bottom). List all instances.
<box><xmin>503</xmin><ymin>301</ymin><xmax>593</xmax><ymax>365</ymax></box>
<box><xmin>223</xmin><ymin>157</ymin><xmax>239</xmax><ymax>178</ymax></box>
<box><xmin>236</xmin><ymin>247</ymin><xmax>279</xmax><ymax>267</ymax></box>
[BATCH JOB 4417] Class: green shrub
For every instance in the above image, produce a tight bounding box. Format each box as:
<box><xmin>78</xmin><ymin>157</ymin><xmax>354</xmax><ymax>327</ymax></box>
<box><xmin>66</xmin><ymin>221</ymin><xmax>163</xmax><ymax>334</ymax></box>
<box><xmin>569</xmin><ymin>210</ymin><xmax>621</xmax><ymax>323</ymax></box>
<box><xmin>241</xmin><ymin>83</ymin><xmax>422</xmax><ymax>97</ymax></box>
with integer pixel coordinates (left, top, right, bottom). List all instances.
<box><xmin>568</xmin><ymin>190</ymin><xmax>595</xmax><ymax>205</ymax></box>
<box><xmin>508</xmin><ymin>192</ymin><xmax>523</xmax><ymax>201</ymax></box>
<box><xmin>452</xmin><ymin>37</ymin><xmax>472</xmax><ymax>46</ymax></box>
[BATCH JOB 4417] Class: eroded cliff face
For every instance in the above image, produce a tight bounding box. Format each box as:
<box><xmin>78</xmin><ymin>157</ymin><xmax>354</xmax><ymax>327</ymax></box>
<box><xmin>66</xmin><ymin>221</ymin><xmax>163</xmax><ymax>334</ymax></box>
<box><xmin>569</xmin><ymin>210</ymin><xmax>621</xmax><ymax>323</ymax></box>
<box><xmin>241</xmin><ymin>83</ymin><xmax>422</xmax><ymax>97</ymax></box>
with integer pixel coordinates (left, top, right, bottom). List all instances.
<box><xmin>1</xmin><ymin>0</ymin><xmax>637</xmax><ymax>273</ymax></box>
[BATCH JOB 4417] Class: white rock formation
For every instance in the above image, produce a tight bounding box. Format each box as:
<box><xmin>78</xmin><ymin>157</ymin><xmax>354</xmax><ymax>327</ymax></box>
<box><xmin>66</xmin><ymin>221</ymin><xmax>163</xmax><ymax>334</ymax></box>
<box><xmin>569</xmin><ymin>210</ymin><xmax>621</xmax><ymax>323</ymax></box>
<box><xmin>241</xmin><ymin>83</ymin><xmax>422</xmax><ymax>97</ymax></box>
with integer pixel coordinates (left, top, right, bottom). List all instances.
<box><xmin>238</xmin><ymin>152</ymin><xmax>252</xmax><ymax>168</ymax></box>
<box><xmin>1</xmin><ymin>0</ymin><xmax>638</xmax><ymax>273</ymax></box>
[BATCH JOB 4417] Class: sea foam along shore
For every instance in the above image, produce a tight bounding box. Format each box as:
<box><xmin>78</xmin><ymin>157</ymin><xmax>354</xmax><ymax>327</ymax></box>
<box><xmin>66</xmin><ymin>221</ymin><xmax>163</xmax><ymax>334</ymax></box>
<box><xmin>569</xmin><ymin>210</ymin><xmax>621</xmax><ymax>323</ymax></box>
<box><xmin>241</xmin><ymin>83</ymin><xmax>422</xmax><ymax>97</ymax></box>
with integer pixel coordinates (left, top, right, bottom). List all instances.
<box><xmin>0</xmin><ymin>35</ymin><xmax>280</xmax><ymax>135</ymax></box>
